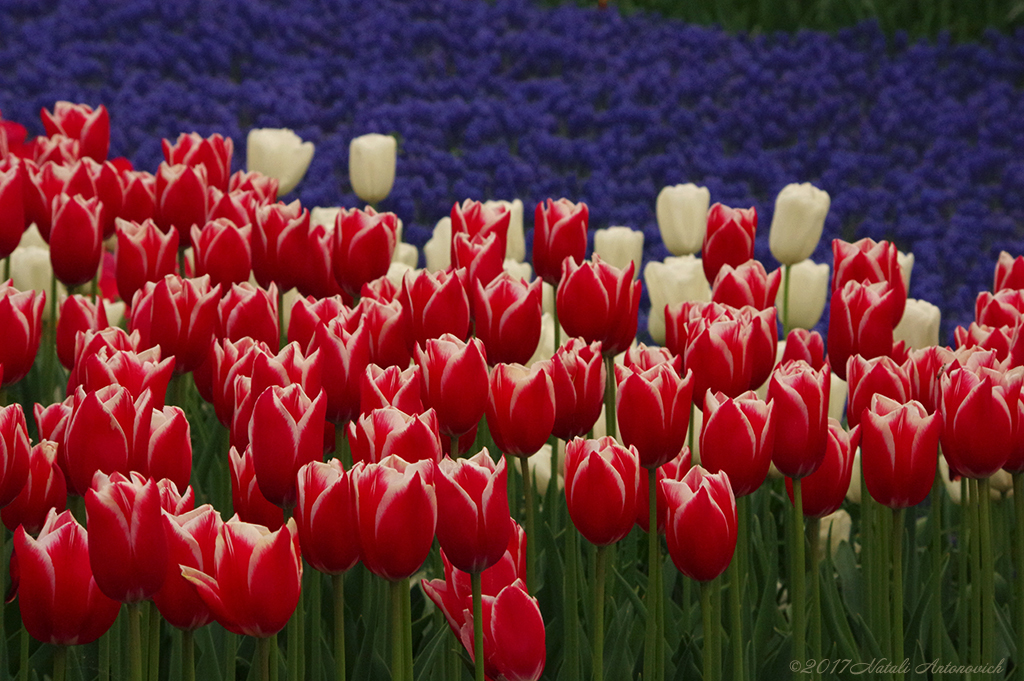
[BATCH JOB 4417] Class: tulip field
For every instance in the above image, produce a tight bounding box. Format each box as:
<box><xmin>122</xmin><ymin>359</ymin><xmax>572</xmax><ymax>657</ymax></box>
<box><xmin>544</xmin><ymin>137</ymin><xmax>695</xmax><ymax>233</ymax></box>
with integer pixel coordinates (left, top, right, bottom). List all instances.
<box><xmin>1</xmin><ymin>1</ymin><xmax>1024</xmax><ymax>681</ymax></box>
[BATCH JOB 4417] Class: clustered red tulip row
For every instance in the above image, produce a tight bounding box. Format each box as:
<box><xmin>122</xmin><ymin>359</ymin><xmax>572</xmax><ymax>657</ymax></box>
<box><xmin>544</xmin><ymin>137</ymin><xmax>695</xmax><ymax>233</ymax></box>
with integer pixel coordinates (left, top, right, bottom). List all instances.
<box><xmin>1</xmin><ymin>101</ymin><xmax>1023</xmax><ymax>680</ymax></box>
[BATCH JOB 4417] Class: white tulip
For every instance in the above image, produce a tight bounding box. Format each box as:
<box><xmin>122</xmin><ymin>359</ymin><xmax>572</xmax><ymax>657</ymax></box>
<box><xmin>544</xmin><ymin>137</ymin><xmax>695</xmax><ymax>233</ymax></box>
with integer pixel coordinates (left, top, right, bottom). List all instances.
<box><xmin>503</xmin><ymin>259</ymin><xmax>532</xmax><ymax>282</ymax></box>
<box><xmin>424</xmin><ymin>217</ymin><xmax>451</xmax><ymax>272</ymax></box>
<box><xmin>643</xmin><ymin>255</ymin><xmax>711</xmax><ymax>345</ymax></box>
<box><xmin>594</xmin><ymin>227</ymin><xmax>643</xmax><ymax>280</ymax></box>
<box><xmin>769</xmin><ymin>183</ymin><xmax>830</xmax><ymax>265</ymax></box>
<box><xmin>529</xmin><ymin>441</ymin><xmax>566</xmax><ymax>496</ymax></box>
<box><xmin>385</xmin><ymin>261</ymin><xmax>417</xmax><ymax>290</ymax></box>
<box><xmin>829</xmin><ymin>373</ymin><xmax>848</xmax><ymax>424</ymax></box>
<box><xmin>656</xmin><ymin>183</ymin><xmax>710</xmax><ymax>256</ymax></box>
<box><xmin>846</xmin><ymin>449</ymin><xmax>862</xmax><ymax>505</ymax></box>
<box><xmin>894</xmin><ymin>298</ymin><xmax>941</xmax><ymax>350</ymax></box>
<box><xmin>246</xmin><ymin>128</ymin><xmax>314</xmax><ymax>197</ymax></box>
<box><xmin>542</xmin><ymin>281</ymin><xmax>555</xmax><ymax>317</ymax></box>
<box><xmin>528</xmin><ymin>312</ymin><xmax>564</xmax><ymax>367</ymax></box>
<box><xmin>898</xmin><ymin>250</ymin><xmax>914</xmax><ymax>293</ymax></box>
<box><xmin>775</xmin><ymin>259</ymin><xmax>830</xmax><ymax>330</ymax></box>
<box><xmin>310</xmin><ymin>206</ymin><xmax>341</xmax><ymax>229</ymax></box>
<box><xmin>349</xmin><ymin>133</ymin><xmax>396</xmax><ymax>204</ymax></box>
<box><xmin>484</xmin><ymin>199</ymin><xmax>525</xmax><ymax>262</ymax></box>
<box><xmin>817</xmin><ymin>510</ymin><xmax>853</xmax><ymax>559</ymax></box>
<box><xmin>10</xmin><ymin>242</ymin><xmax>65</xmax><ymax>321</ymax></box>
<box><xmin>393</xmin><ymin>243</ymin><xmax>419</xmax><ymax>269</ymax></box>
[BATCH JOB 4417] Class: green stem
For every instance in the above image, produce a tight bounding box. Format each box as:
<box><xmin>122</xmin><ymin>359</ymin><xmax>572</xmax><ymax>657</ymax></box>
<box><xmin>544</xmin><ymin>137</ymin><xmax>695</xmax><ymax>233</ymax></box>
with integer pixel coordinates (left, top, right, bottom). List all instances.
<box><xmin>553</xmin><ymin>293</ymin><xmax>561</xmax><ymax>351</ymax></box>
<box><xmin>930</xmin><ymin>471</ymin><xmax>944</xmax><ymax>681</ymax></box>
<box><xmin>473</xmin><ymin>571</ymin><xmax>485</xmax><ymax>681</ymax></box>
<box><xmin>182</xmin><ymin>629</ymin><xmax>195</xmax><ymax>681</ymax></box>
<box><xmin>862</xmin><ymin>472</ymin><xmax>875</xmax><ymax>634</ymax></box>
<box><xmin>877</xmin><ymin>507</ymin><xmax>893</xmax><ymax>681</ymax></box>
<box><xmin>564</xmin><ymin>523</ymin><xmax>581</xmax><ymax>681</ymax></box>
<box><xmin>287</xmin><ymin>598</ymin><xmax>299</xmax><ymax>681</ymax></box>
<box><xmin>148</xmin><ymin>601</ymin><xmax>161</xmax><ymax>681</ymax></box>
<box><xmin>781</xmin><ymin>264</ymin><xmax>792</xmax><ymax>336</ymax></box>
<box><xmin>3</xmin><ymin>254</ymin><xmax>9</xmax><ymax>282</ymax></box>
<box><xmin>333</xmin><ymin>573</ymin><xmax>346</xmax><ymax>681</ymax></box>
<box><xmin>738</xmin><ymin>494</ymin><xmax>750</xmax><ymax>675</ymax></box>
<box><xmin>604</xmin><ymin>355</ymin><xmax>616</xmax><ymax>440</ymax></box>
<box><xmin>178</xmin><ymin>249</ymin><xmax>186</xmax><ymax>279</ymax></box>
<box><xmin>310</xmin><ymin>571</ymin><xmax>322</xmax><ymax>681</ymax></box>
<box><xmin>0</xmin><ymin>528</ymin><xmax>5</xmax><ymax>678</ymax></box>
<box><xmin>402</xmin><ymin>578</ymin><xmax>413</xmax><ymax>681</ymax></box>
<box><xmin>593</xmin><ymin>545</ymin><xmax>608</xmax><ymax>681</ymax></box>
<box><xmin>53</xmin><ymin>645</ymin><xmax>68</xmax><ymax>681</ymax></box>
<box><xmin>728</xmin><ymin>549</ymin><xmax>743</xmax><ymax>681</ymax></box>
<box><xmin>258</xmin><ymin>636</ymin><xmax>272</xmax><ymax>681</ymax></box>
<box><xmin>645</xmin><ymin>467</ymin><xmax>662</xmax><ymax>681</ymax></box>
<box><xmin>1015</xmin><ymin>473</ymin><xmax>1024</xmax><ymax>681</ymax></box>
<box><xmin>701</xmin><ymin>581</ymin><xmax>714</xmax><ymax>681</ymax></box>
<box><xmin>808</xmin><ymin>517</ymin><xmax>821</xmax><ymax>681</ymax></box>
<box><xmin>520</xmin><ymin>456</ymin><xmax>536</xmax><ymax>594</ymax></box>
<box><xmin>224</xmin><ymin>631</ymin><xmax>237</xmax><ymax>681</ymax></box>
<box><xmin>958</xmin><ymin>476</ymin><xmax>969</xmax><ymax>666</ymax></box>
<box><xmin>298</xmin><ymin>579</ymin><xmax>306</xmax><ymax>681</ymax></box>
<box><xmin>969</xmin><ymin>478</ymin><xmax>981</xmax><ymax>669</ymax></box>
<box><xmin>711</xmin><ymin>577</ymin><xmax>722</xmax><ymax>681</ymax></box>
<box><xmin>19</xmin><ymin>620</ymin><xmax>29</xmax><ymax>681</ymax></box>
<box><xmin>979</xmin><ymin>478</ymin><xmax>994</xmax><ymax>668</ymax></box>
<box><xmin>892</xmin><ymin>508</ymin><xmax>905</xmax><ymax>681</ymax></box>
<box><xmin>129</xmin><ymin>603</ymin><xmax>144</xmax><ymax>681</ymax></box>
<box><xmin>791</xmin><ymin>478</ymin><xmax>806</xmax><ymax>677</ymax></box>
<box><xmin>270</xmin><ymin>632</ymin><xmax>279</xmax><ymax>681</ymax></box>
<box><xmin>391</xmin><ymin>580</ymin><xmax>406</xmax><ymax>681</ymax></box>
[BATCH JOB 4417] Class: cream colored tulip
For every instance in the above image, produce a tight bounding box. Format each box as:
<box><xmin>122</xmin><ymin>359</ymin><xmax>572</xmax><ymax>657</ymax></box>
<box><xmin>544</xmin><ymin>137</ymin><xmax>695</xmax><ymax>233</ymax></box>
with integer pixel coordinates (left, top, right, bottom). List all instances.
<box><xmin>894</xmin><ymin>298</ymin><xmax>941</xmax><ymax>350</ymax></box>
<box><xmin>656</xmin><ymin>183</ymin><xmax>709</xmax><ymax>256</ymax></box>
<box><xmin>484</xmin><ymin>199</ymin><xmax>525</xmax><ymax>262</ymax></box>
<box><xmin>424</xmin><ymin>217</ymin><xmax>451</xmax><ymax>272</ymax></box>
<box><xmin>775</xmin><ymin>259</ymin><xmax>829</xmax><ymax>330</ymax></box>
<box><xmin>349</xmin><ymin>133</ymin><xmax>396</xmax><ymax>204</ymax></box>
<box><xmin>393</xmin><ymin>243</ymin><xmax>419</xmax><ymax>269</ymax></box>
<box><xmin>643</xmin><ymin>255</ymin><xmax>711</xmax><ymax>345</ymax></box>
<box><xmin>246</xmin><ymin>128</ymin><xmax>315</xmax><ymax>197</ymax></box>
<box><xmin>898</xmin><ymin>250</ymin><xmax>914</xmax><ymax>293</ymax></box>
<box><xmin>769</xmin><ymin>183</ymin><xmax>830</xmax><ymax>265</ymax></box>
<box><xmin>594</xmin><ymin>227</ymin><xmax>643</xmax><ymax>280</ymax></box>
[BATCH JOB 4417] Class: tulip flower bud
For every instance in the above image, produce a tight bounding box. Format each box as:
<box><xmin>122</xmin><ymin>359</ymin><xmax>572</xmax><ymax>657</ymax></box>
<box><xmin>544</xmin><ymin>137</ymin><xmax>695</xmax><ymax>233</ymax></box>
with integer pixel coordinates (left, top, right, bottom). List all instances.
<box><xmin>217</xmin><ymin>282</ymin><xmax>279</xmax><ymax>349</ymax></box>
<box><xmin>785</xmin><ymin>419</ymin><xmax>857</xmax><ymax>517</ymax></box>
<box><xmin>845</xmin><ymin>355</ymin><xmax>911</xmax><ymax>428</ymax></box>
<box><xmin>1</xmin><ymin>440</ymin><xmax>66</xmax><ymax>535</ymax></box>
<box><xmin>565</xmin><ymin>437</ymin><xmax>640</xmax><ymax>546</ymax></box>
<box><xmin>15</xmin><ymin>510</ymin><xmax>121</xmax><ymax>645</ymax></box>
<box><xmin>229</xmin><ymin>446</ymin><xmax>284</xmax><ymax>530</ymax></box>
<box><xmin>349</xmin><ymin>133</ymin><xmax>396</xmax><ymax>204</ymax></box>
<box><xmin>594</xmin><ymin>226</ymin><xmax>643</xmax><ymax>280</ymax></box>
<box><xmin>700</xmin><ymin>391</ymin><xmax>775</xmax><ymax>497</ymax></box>
<box><xmin>154</xmin><ymin>505</ymin><xmax>222</xmax><ymax>630</ymax></box>
<box><xmin>332</xmin><ymin>207</ymin><xmax>400</xmax><ymax>297</ymax></box>
<box><xmin>416</xmin><ymin>334</ymin><xmax>489</xmax><ymax>441</ymax></box>
<box><xmin>533</xmin><ymin>198</ymin><xmax>588</xmax><ymax>287</ymax></box>
<box><xmin>474</xmin><ymin>274</ymin><xmax>543</xmax><ymax>366</ymax></box>
<box><xmin>40</xmin><ymin>102</ymin><xmax>109</xmax><ymax>162</ymax></box>
<box><xmin>361</xmin><ymin>364</ymin><xmax>423</xmax><ymax>415</ymax></box>
<box><xmin>643</xmin><ymin>255</ymin><xmax>711</xmax><ymax>345</ymax></box>
<box><xmin>995</xmin><ymin>251</ymin><xmax>1024</xmax><ymax>292</ymax></box>
<box><xmin>129</xmin><ymin>275</ymin><xmax>221</xmax><ymax>374</ymax></box>
<box><xmin>768</xmin><ymin>360</ymin><xmax>830</xmax><ymax>479</ymax></box>
<box><xmin>616</xmin><ymin>363</ymin><xmax>694</xmax><ymax>469</ymax></box>
<box><xmin>295</xmin><ymin>460</ymin><xmax>360</xmax><ymax>575</ymax></box>
<box><xmin>547</xmin><ymin>338</ymin><xmax>606</xmax><ymax>440</ymax></box>
<box><xmin>774</xmin><ymin>258</ymin><xmax>829</xmax><ymax>331</ymax></box>
<box><xmin>0</xmin><ymin>164</ymin><xmax>25</xmax><ymax>259</ymax></box>
<box><xmin>711</xmin><ymin>260</ymin><xmax>781</xmax><ymax>311</ymax></box>
<box><xmin>662</xmin><ymin>466</ymin><xmax>737</xmax><ymax>582</ymax></box>
<box><xmin>399</xmin><ymin>268</ymin><xmax>471</xmax><ymax>349</ymax></box>
<box><xmin>828</xmin><ymin>280</ymin><xmax>900</xmax><ymax>380</ymax></box>
<box><xmin>50</xmin><ymin>193</ymin><xmax>103</xmax><ymax>287</ymax></box>
<box><xmin>348</xmin><ymin>407</ymin><xmax>442</xmax><ymax>465</ymax></box>
<box><xmin>487</xmin><ymin>362</ymin><xmax>556</xmax><ymax>457</ymax></box>
<box><xmin>183</xmin><ymin>517</ymin><xmax>302</xmax><ymax>638</ymax></box>
<box><xmin>163</xmin><ymin>132</ymin><xmax>233</xmax><ymax>192</ymax></box>
<box><xmin>56</xmin><ymin>294</ymin><xmax>108</xmax><ymax>370</ymax></box>
<box><xmin>191</xmin><ymin>218</ymin><xmax>253</xmax><ymax>289</ymax></box>
<box><xmin>155</xmin><ymin>162</ymin><xmax>208</xmax><ymax>247</ymax></box>
<box><xmin>115</xmin><ymin>218</ymin><xmax>179</xmax><ymax>304</ymax></box>
<box><xmin>861</xmin><ymin>396</ymin><xmax>938</xmax><ymax>509</ymax></box>
<box><xmin>656</xmin><ymin>183</ymin><xmax>710</xmax><ymax>256</ymax></box>
<box><xmin>702</xmin><ymin>203</ymin><xmax>756</xmax><ymax>285</ymax></box>
<box><xmin>435</xmin><ymin>451</ymin><xmax>511</xmax><ymax>573</ymax></box>
<box><xmin>939</xmin><ymin>365</ymin><xmax>1019</xmax><ymax>479</ymax></box>
<box><xmin>484</xmin><ymin>199</ymin><xmax>525</xmax><ymax>262</ymax></box>
<box><xmin>781</xmin><ymin>329</ymin><xmax>826</xmax><ymax>371</ymax></box>
<box><xmin>246</xmin><ymin>128</ymin><xmax>314</xmax><ymax>196</ymax></box>
<box><xmin>557</xmin><ymin>255</ymin><xmax>640</xmax><ymax>358</ymax></box>
<box><xmin>768</xmin><ymin>183</ymin><xmax>830</xmax><ymax>265</ymax></box>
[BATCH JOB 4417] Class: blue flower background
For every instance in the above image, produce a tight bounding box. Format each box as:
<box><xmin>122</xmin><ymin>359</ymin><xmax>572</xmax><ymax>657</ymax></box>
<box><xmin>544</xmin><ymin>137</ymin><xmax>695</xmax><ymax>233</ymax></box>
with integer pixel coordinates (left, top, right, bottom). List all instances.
<box><xmin>3</xmin><ymin>0</ymin><xmax>1023</xmax><ymax>345</ymax></box>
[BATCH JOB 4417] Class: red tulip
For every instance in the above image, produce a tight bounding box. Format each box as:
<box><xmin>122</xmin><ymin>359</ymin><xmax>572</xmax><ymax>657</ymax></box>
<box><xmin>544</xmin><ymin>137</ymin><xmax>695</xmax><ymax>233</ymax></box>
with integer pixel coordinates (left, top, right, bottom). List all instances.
<box><xmin>995</xmin><ymin>251</ymin><xmax>1024</xmax><ymax>292</ymax></box>
<box><xmin>114</xmin><ymin>218</ymin><xmax>178</xmax><ymax>306</ymax></box>
<box><xmin>249</xmin><ymin>384</ymin><xmax>327</xmax><ymax>508</ymax></box>
<box><xmin>399</xmin><ymin>268</ymin><xmax>471</xmax><ymax>349</ymax></box>
<box><xmin>63</xmin><ymin>158</ymin><xmax>122</xmax><ymax>237</ymax></box>
<box><xmin>230</xmin><ymin>169</ymin><xmax>279</xmax><ymax>203</ymax></box>
<box><xmin>662</xmin><ymin>466</ymin><xmax>737</xmax><ymax>582</ymax></box>
<box><xmin>532</xmin><ymin>198</ymin><xmax>588</xmax><ymax>287</ymax></box>
<box><xmin>155</xmin><ymin>476</ymin><xmax>195</xmax><ymax>515</ymax></box>
<box><xmin>155</xmin><ymin>163</ymin><xmax>208</xmax><ymax>246</ymax></box>
<box><xmin>34</xmin><ymin>398</ymin><xmax>72</xmax><ymax>483</ymax></box>
<box><xmin>287</xmin><ymin>294</ymin><xmax>349</xmax><ymax>351</ymax></box>
<box><xmin>700</xmin><ymin>390</ymin><xmax>775</xmax><ymax>497</ymax></box>
<box><xmin>50</xmin><ymin>193</ymin><xmax>103</xmax><ymax>287</ymax></box>
<box><xmin>565</xmin><ymin>437</ymin><xmax>640</xmax><ymax>546</ymax></box>
<box><xmin>0</xmin><ymin>281</ymin><xmax>44</xmax><ymax>386</ymax></box>
<box><xmin>547</xmin><ymin>338</ymin><xmax>605</xmax><ymax>441</ymax></box>
<box><xmin>939</xmin><ymin>365</ymin><xmax>1019</xmax><ymax>479</ymax></box>
<box><xmin>352</xmin><ymin>456</ymin><xmax>436</xmax><ymax>580</ymax></box>
<box><xmin>163</xmin><ymin>132</ymin><xmax>233</xmax><ymax>192</ymax></box>
<box><xmin>615</xmin><ymin>363</ymin><xmax>694</xmax><ymax>469</ymax></box>
<box><xmin>902</xmin><ymin>346</ymin><xmax>955</xmax><ymax>414</ymax></box>
<box><xmin>21</xmin><ymin>160</ymin><xmax>68</xmax><ymax>239</ymax></box>
<box><xmin>361</xmin><ymin>364</ymin><xmax>423</xmax><ymax>415</ymax></box>
<box><xmin>435</xmin><ymin>451</ymin><xmax>511</xmax><ymax>573</ymax></box>
<box><xmin>63</xmin><ymin>386</ymin><xmax>135</xmax><ymax>495</ymax></box>
<box><xmin>556</xmin><ymin>255</ymin><xmax>640</xmax><ymax>357</ymax></box>
<box><xmin>291</xmin><ymin>219</ymin><xmax>346</xmax><ymax>300</ymax></box>
<box><xmin>348</xmin><ymin>407</ymin><xmax>442</xmax><ymax>465</ymax></box>
<box><xmin>711</xmin><ymin>260</ymin><xmax>781</xmax><ymax>311</ymax></box>
<box><xmin>955</xmin><ymin>323</ymin><xmax>1012</xmax><ymax>362</ymax></box>
<box><xmin>14</xmin><ymin>509</ymin><xmax>120</xmax><ymax>645</ymax></box>
<box><xmin>307</xmin><ymin>317</ymin><xmax>371</xmax><ymax>423</ymax></box>
<box><xmin>357</xmin><ymin>297</ymin><xmax>412</xmax><ymax>369</ymax></box>
<box><xmin>976</xmin><ymin>289</ymin><xmax>1024</xmax><ymax>329</ymax></box>
<box><xmin>191</xmin><ymin>218</ymin><xmax>253</xmax><ymax>289</ymax></box>
<box><xmin>845</xmin><ymin>354</ymin><xmax>911</xmax><ymax>428</ymax></box>
<box><xmin>860</xmin><ymin>396</ymin><xmax>939</xmax><ymax>509</ymax></box>
<box><xmin>40</xmin><ymin>102</ymin><xmax>109</xmax><ymax>161</ymax></box>
<box><xmin>295</xmin><ymin>460</ymin><xmax>360</xmax><ymax>575</ymax></box>
<box><xmin>77</xmin><ymin>347</ymin><xmax>175</xmax><ymax>407</ymax></box>
<box><xmin>67</xmin><ymin>326</ymin><xmax>139</xmax><ymax>391</ymax></box>
<box><xmin>0</xmin><ymin>163</ymin><xmax>25</xmax><ymax>258</ymax></box>
<box><xmin>229</xmin><ymin>446</ymin><xmax>284</xmax><ymax>531</ymax></box>
<box><xmin>56</xmin><ymin>294</ymin><xmax>108</xmax><ymax>369</ymax></box>
<box><xmin>129</xmin><ymin>275</ymin><xmax>221</xmax><ymax>374</ymax></box>
<box><xmin>416</xmin><ymin>334</ymin><xmax>489</xmax><ymax>441</ymax></box>
<box><xmin>1</xmin><ymin>440</ymin><xmax>67</xmax><ymax>535</ymax></box>
<box><xmin>182</xmin><ymin>517</ymin><xmax>302</xmax><ymax>638</ymax></box>
<box><xmin>701</xmin><ymin>203</ymin><xmax>757</xmax><ymax>285</ymax></box>
<box><xmin>827</xmin><ymin>280</ymin><xmax>900</xmax><ymax>381</ymax></box>
<box><xmin>487</xmin><ymin>362</ymin><xmax>556</xmax><ymax>457</ymax></box>
<box><xmin>767</xmin><ymin>360</ymin><xmax>830</xmax><ymax>479</ymax></box>
<box><xmin>0</xmin><ymin>403</ymin><xmax>30</xmax><ymax>508</ymax></box>
<box><xmin>332</xmin><ymin>206</ymin><xmax>400</xmax><ymax>296</ymax></box>
<box><xmin>252</xmin><ymin>199</ymin><xmax>307</xmax><ymax>290</ymax></box>
<box><xmin>785</xmin><ymin>419</ymin><xmax>857</xmax><ymax>517</ymax></box>
<box><xmin>153</xmin><ymin>505</ymin><xmax>222</xmax><ymax>630</ymax></box>
<box><xmin>682</xmin><ymin>315</ymin><xmax>750</xmax><ymax>406</ymax></box>
<box><xmin>216</xmin><ymin>282</ymin><xmax>279</xmax><ymax>349</ymax></box>
<box><xmin>85</xmin><ymin>473</ymin><xmax>168</xmax><ymax>603</ymax></box>
<box><xmin>207</xmin><ymin>186</ymin><xmax>254</xmax><ymax>226</ymax></box>
<box><xmin>119</xmin><ymin>170</ymin><xmax>156</xmax><ymax>224</ymax></box>
<box><xmin>624</xmin><ymin>344</ymin><xmax>681</xmax><ymax>373</ymax></box>
<box><xmin>780</xmin><ymin>329</ymin><xmax>826</xmax><ymax>371</ymax></box>
<box><xmin>132</xmin><ymin>400</ymin><xmax>193</xmax><ymax>491</ymax></box>
<box><xmin>832</xmin><ymin>238</ymin><xmax>907</xmax><ymax>322</ymax></box>
<box><xmin>451</xmin><ymin>199</ymin><xmax>510</xmax><ymax>255</ymax></box>
<box><xmin>33</xmin><ymin>135</ymin><xmax>79</xmax><ymax>165</ymax></box>
<box><xmin>207</xmin><ymin>337</ymin><xmax>271</xmax><ymax>426</ymax></box>
<box><xmin>473</xmin><ymin>274</ymin><xmax>542</xmax><ymax>366</ymax></box>
<box><xmin>453</xmin><ymin>231</ymin><xmax>505</xmax><ymax>308</ymax></box>
<box><xmin>635</xmin><ymin>447</ymin><xmax>692</xmax><ymax>533</ymax></box>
